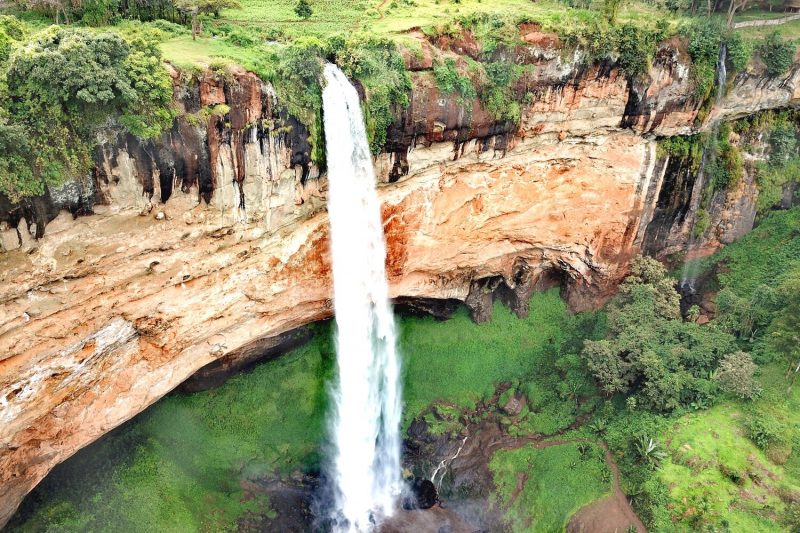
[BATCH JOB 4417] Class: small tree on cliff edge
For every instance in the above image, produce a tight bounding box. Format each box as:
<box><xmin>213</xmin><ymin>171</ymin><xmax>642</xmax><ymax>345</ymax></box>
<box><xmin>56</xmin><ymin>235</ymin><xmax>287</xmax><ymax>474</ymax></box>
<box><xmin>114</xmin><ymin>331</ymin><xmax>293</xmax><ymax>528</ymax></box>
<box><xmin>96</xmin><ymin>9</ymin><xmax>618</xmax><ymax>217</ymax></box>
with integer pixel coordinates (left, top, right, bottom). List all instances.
<box><xmin>295</xmin><ymin>0</ymin><xmax>312</xmax><ymax>19</ymax></box>
<box><xmin>175</xmin><ymin>0</ymin><xmax>240</xmax><ymax>40</ymax></box>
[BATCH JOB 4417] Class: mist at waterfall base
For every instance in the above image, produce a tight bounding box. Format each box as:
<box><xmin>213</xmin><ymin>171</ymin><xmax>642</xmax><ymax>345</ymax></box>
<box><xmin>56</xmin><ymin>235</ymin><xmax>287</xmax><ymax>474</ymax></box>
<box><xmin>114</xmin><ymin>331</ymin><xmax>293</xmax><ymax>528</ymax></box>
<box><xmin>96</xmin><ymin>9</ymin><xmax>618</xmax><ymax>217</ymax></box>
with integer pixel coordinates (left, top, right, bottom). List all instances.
<box><xmin>680</xmin><ymin>44</ymin><xmax>727</xmax><ymax>293</ymax></box>
<box><xmin>320</xmin><ymin>63</ymin><xmax>404</xmax><ymax>532</ymax></box>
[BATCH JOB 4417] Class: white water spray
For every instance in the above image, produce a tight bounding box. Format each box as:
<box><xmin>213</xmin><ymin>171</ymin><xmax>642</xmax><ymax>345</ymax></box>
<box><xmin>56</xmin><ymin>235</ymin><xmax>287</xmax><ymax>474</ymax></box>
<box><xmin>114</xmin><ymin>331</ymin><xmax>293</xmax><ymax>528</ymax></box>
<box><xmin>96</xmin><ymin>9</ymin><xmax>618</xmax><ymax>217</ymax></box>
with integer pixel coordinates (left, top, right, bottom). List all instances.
<box><xmin>322</xmin><ymin>64</ymin><xmax>403</xmax><ymax>532</ymax></box>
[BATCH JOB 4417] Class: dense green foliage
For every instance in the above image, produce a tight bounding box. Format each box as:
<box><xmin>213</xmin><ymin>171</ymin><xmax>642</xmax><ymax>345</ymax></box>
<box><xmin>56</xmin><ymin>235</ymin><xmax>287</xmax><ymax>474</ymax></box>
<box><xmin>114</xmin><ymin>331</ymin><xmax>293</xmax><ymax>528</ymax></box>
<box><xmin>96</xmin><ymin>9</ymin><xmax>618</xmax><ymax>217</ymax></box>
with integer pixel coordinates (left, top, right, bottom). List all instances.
<box><xmin>582</xmin><ymin>256</ymin><xmax>739</xmax><ymax>411</ymax></box>
<box><xmin>490</xmin><ymin>442</ymin><xmax>611</xmax><ymax>532</ymax></box>
<box><xmin>758</xmin><ymin>30</ymin><xmax>795</xmax><ymax>78</ymax></box>
<box><xmin>0</xmin><ymin>24</ymin><xmax>174</xmax><ymax>201</ymax></box>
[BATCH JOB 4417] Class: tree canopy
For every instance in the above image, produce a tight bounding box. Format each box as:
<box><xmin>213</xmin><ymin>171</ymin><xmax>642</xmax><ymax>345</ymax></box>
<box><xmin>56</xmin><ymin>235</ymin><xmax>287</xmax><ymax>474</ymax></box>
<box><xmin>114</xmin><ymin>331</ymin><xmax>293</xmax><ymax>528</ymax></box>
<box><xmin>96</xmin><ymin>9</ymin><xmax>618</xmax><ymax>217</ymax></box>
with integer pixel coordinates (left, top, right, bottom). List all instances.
<box><xmin>0</xmin><ymin>27</ymin><xmax>174</xmax><ymax>201</ymax></box>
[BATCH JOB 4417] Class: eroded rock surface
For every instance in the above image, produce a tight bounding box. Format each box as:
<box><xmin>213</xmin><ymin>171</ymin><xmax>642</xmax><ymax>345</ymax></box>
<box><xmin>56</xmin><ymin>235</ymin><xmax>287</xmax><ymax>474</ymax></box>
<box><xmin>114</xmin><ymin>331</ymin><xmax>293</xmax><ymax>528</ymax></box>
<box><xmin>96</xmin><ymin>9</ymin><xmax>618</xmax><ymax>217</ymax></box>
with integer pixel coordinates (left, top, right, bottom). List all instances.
<box><xmin>1</xmin><ymin>38</ymin><xmax>800</xmax><ymax>526</ymax></box>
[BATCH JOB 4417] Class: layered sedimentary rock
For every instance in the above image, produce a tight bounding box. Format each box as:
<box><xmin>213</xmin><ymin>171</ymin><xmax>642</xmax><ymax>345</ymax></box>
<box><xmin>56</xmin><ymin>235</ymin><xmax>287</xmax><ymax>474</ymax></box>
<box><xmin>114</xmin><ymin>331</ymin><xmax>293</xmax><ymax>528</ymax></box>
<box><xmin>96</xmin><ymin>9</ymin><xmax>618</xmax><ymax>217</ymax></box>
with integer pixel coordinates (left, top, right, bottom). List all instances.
<box><xmin>1</xmin><ymin>33</ymin><xmax>799</xmax><ymax>526</ymax></box>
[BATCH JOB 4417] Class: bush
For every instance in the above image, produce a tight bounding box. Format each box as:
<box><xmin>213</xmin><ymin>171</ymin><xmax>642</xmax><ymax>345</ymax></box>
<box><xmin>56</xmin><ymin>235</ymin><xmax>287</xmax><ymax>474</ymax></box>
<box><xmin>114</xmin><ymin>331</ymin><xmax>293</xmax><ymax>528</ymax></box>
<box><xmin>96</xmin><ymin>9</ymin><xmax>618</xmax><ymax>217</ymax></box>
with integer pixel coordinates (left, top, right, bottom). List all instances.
<box><xmin>744</xmin><ymin>414</ymin><xmax>782</xmax><ymax>450</ymax></box>
<box><xmin>726</xmin><ymin>31</ymin><xmax>752</xmax><ymax>72</ymax></box>
<box><xmin>433</xmin><ymin>58</ymin><xmax>476</xmax><ymax>106</ymax></box>
<box><xmin>0</xmin><ymin>27</ymin><xmax>174</xmax><ymax>201</ymax></box>
<box><xmin>616</xmin><ymin>23</ymin><xmax>656</xmax><ymax>78</ymax></box>
<box><xmin>758</xmin><ymin>31</ymin><xmax>795</xmax><ymax>78</ymax></box>
<box><xmin>295</xmin><ymin>0</ymin><xmax>312</xmax><ymax>20</ymax></box>
<box><xmin>714</xmin><ymin>351</ymin><xmax>760</xmax><ymax>399</ymax></box>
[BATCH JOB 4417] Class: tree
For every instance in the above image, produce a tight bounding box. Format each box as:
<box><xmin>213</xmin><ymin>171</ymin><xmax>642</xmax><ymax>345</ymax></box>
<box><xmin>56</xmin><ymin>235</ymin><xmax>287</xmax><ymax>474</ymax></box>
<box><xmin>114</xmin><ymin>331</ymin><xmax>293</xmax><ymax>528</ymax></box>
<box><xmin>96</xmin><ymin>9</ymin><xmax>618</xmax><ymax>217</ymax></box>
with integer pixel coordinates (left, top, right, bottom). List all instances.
<box><xmin>727</xmin><ymin>0</ymin><xmax>749</xmax><ymax>28</ymax></box>
<box><xmin>1</xmin><ymin>28</ymin><xmax>174</xmax><ymax>202</ymax></box>
<box><xmin>175</xmin><ymin>0</ymin><xmax>240</xmax><ymax>40</ymax></box>
<box><xmin>295</xmin><ymin>0</ymin><xmax>312</xmax><ymax>19</ymax></box>
<box><xmin>603</xmin><ymin>0</ymin><xmax>624</xmax><ymax>23</ymax></box>
<box><xmin>581</xmin><ymin>256</ymin><xmax>739</xmax><ymax>411</ymax></box>
<box><xmin>714</xmin><ymin>351</ymin><xmax>761</xmax><ymax>399</ymax></box>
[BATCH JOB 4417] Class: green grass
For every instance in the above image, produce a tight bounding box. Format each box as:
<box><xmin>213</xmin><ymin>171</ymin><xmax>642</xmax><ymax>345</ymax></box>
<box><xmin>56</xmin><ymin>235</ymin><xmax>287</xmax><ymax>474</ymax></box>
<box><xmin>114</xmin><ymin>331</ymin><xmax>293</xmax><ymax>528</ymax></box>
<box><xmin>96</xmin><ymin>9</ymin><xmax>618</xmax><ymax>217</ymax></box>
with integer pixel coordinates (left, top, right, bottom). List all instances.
<box><xmin>219</xmin><ymin>0</ymin><xmax>376</xmax><ymax>36</ymax></box>
<box><xmin>214</xmin><ymin>0</ymin><xmax>678</xmax><ymax>38</ymax></box>
<box><xmin>657</xmin><ymin>364</ymin><xmax>800</xmax><ymax>531</ymax></box>
<box><xmin>687</xmin><ymin>207</ymin><xmax>800</xmax><ymax>298</ymax></box>
<box><xmin>399</xmin><ymin>288</ymin><xmax>599</xmax><ymax>426</ymax></box>
<box><xmin>489</xmin><ymin>442</ymin><xmax>612</xmax><ymax>532</ymax></box>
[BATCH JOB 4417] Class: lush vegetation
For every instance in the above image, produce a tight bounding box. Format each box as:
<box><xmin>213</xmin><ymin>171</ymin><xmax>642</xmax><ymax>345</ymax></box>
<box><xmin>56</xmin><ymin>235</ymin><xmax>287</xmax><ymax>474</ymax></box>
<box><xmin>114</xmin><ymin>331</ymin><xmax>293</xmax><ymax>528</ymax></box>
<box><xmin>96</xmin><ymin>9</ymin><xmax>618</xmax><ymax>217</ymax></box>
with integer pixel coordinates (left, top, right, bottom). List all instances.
<box><xmin>0</xmin><ymin>0</ymin><xmax>796</xmax><ymax>201</ymax></box>
<box><xmin>609</xmin><ymin>208</ymin><xmax>800</xmax><ymax>531</ymax></box>
<box><xmin>582</xmin><ymin>256</ymin><xmax>740</xmax><ymax>411</ymax></box>
<box><xmin>489</xmin><ymin>442</ymin><xmax>612</xmax><ymax>532</ymax></box>
<box><xmin>0</xmin><ymin>21</ymin><xmax>174</xmax><ymax>201</ymax></box>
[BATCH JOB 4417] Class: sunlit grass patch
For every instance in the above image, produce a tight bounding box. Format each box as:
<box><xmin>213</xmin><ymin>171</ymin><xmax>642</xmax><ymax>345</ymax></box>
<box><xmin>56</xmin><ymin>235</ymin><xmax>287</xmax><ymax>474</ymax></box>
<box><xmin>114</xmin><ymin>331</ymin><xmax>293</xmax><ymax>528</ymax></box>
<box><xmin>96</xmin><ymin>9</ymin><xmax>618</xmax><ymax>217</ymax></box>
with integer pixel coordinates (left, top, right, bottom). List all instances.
<box><xmin>490</xmin><ymin>442</ymin><xmax>612</xmax><ymax>532</ymax></box>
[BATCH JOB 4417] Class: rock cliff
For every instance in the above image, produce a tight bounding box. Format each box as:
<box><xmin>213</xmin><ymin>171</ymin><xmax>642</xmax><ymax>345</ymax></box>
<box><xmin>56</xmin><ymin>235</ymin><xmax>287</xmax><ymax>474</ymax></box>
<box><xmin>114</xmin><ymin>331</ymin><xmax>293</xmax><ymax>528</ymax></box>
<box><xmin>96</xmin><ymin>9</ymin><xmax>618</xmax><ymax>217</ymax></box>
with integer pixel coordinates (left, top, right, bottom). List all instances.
<box><xmin>1</xmin><ymin>34</ymin><xmax>799</xmax><ymax>526</ymax></box>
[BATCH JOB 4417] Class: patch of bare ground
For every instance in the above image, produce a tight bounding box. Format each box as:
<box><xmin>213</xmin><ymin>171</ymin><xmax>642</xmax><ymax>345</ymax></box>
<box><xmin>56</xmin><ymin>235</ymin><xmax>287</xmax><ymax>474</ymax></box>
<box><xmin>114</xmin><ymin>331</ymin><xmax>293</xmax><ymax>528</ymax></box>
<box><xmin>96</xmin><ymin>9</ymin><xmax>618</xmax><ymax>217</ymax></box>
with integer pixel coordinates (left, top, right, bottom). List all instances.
<box><xmin>567</xmin><ymin>443</ymin><xmax>646</xmax><ymax>533</ymax></box>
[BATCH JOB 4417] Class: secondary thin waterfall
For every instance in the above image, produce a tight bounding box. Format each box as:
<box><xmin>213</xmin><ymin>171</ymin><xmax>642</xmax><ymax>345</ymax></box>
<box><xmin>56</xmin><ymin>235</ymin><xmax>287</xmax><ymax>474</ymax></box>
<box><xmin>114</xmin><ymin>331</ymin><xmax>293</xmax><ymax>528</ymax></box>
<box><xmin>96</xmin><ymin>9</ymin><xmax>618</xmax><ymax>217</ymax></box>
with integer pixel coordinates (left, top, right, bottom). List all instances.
<box><xmin>322</xmin><ymin>64</ymin><xmax>403</xmax><ymax>531</ymax></box>
<box><xmin>680</xmin><ymin>43</ymin><xmax>728</xmax><ymax>292</ymax></box>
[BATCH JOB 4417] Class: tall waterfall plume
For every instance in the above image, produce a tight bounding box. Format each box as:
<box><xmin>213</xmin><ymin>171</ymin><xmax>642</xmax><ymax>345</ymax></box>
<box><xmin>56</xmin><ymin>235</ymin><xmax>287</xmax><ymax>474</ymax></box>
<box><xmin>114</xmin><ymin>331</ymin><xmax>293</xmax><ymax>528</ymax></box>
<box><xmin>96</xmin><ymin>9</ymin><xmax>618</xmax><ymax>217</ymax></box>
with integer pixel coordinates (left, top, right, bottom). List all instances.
<box><xmin>322</xmin><ymin>63</ymin><xmax>403</xmax><ymax>532</ymax></box>
<box><xmin>680</xmin><ymin>43</ymin><xmax>728</xmax><ymax>292</ymax></box>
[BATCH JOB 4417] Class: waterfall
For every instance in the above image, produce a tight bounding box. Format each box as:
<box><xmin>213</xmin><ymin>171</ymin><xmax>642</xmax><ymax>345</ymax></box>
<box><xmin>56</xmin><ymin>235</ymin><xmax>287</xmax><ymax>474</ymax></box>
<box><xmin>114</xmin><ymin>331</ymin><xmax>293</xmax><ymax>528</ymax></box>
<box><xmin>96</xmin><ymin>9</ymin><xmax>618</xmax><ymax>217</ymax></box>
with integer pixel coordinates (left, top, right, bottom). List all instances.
<box><xmin>680</xmin><ymin>44</ymin><xmax>728</xmax><ymax>292</ymax></box>
<box><xmin>322</xmin><ymin>64</ymin><xmax>403</xmax><ymax>532</ymax></box>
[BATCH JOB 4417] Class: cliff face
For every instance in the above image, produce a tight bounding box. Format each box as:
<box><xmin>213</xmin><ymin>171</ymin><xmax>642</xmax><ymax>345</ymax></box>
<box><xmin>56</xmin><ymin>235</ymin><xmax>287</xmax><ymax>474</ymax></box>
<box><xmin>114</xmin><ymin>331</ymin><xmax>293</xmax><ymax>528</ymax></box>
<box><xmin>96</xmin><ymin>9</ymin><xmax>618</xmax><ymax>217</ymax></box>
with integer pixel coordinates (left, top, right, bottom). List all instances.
<box><xmin>1</xmin><ymin>34</ymin><xmax>799</xmax><ymax>526</ymax></box>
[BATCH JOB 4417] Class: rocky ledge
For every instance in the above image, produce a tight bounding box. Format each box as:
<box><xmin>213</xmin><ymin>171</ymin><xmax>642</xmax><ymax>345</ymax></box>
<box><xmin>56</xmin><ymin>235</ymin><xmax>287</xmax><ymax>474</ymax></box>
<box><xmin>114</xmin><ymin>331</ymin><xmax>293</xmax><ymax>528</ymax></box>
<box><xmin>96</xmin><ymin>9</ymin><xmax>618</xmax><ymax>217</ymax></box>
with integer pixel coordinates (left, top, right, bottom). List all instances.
<box><xmin>1</xmin><ymin>32</ymin><xmax>799</xmax><ymax>526</ymax></box>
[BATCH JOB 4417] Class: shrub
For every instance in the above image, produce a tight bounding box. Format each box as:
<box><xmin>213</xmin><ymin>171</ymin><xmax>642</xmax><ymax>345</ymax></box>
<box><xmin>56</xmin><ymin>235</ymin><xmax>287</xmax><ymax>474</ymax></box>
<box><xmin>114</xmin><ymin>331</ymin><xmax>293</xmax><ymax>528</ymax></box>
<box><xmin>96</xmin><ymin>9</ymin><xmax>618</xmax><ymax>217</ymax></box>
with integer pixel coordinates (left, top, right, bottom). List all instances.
<box><xmin>725</xmin><ymin>31</ymin><xmax>752</xmax><ymax>72</ymax></box>
<box><xmin>758</xmin><ymin>31</ymin><xmax>795</xmax><ymax>78</ymax></box>
<box><xmin>295</xmin><ymin>0</ymin><xmax>312</xmax><ymax>20</ymax></box>
<box><xmin>714</xmin><ymin>351</ymin><xmax>760</xmax><ymax>399</ymax></box>
<box><xmin>744</xmin><ymin>414</ymin><xmax>782</xmax><ymax>450</ymax></box>
<box><xmin>616</xmin><ymin>23</ymin><xmax>656</xmax><ymax>78</ymax></box>
<box><xmin>433</xmin><ymin>58</ymin><xmax>477</xmax><ymax>106</ymax></box>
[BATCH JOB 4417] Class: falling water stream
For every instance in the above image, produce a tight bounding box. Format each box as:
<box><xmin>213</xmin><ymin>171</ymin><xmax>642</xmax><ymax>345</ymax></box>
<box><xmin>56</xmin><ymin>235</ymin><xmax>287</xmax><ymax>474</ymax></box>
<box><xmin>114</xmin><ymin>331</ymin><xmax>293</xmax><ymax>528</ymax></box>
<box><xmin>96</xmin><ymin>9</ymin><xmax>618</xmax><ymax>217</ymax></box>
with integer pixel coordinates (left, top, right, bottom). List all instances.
<box><xmin>322</xmin><ymin>64</ymin><xmax>403</xmax><ymax>532</ymax></box>
<box><xmin>680</xmin><ymin>44</ymin><xmax>728</xmax><ymax>292</ymax></box>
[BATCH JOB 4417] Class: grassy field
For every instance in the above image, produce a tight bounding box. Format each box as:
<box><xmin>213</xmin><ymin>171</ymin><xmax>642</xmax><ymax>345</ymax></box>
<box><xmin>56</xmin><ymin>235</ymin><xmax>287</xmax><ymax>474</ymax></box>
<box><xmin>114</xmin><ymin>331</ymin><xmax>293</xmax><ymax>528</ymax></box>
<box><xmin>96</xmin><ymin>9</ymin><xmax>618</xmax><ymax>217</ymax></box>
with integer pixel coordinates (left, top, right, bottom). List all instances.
<box><xmin>216</xmin><ymin>0</ymin><xmax>675</xmax><ymax>37</ymax></box>
<box><xmin>490</xmin><ymin>442</ymin><xmax>612</xmax><ymax>532</ymax></box>
<box><xmin>657</xmin><ymin>364</ymin><xmax>800</xmax><ymax>531</ymax></box>
<box><xmin>399</xmin><ymin>288</ymin><xmax>600</xmax><ymax>426</ymax></box>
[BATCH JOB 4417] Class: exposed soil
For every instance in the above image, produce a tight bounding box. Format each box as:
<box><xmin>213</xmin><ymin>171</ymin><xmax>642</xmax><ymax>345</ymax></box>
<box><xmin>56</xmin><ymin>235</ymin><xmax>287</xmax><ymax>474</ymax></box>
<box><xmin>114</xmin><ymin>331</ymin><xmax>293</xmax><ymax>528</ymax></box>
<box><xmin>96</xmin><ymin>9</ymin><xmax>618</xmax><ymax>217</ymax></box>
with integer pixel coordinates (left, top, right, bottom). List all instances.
<box><xmin>566</xmin><ymin>443</ymin><xmax>647</xmax><ymax>533</ymax></box>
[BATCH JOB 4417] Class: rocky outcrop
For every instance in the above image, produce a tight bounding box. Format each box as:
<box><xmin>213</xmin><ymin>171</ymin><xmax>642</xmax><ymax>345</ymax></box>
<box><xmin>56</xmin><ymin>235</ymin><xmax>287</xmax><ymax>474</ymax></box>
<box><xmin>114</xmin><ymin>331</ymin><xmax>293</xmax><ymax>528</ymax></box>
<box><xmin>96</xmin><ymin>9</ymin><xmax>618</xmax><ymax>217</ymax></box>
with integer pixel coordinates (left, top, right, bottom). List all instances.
<box><xmin>1</xmin><ymin>36</ymin><xmax>800</xmax><ymax>526</ymax></box>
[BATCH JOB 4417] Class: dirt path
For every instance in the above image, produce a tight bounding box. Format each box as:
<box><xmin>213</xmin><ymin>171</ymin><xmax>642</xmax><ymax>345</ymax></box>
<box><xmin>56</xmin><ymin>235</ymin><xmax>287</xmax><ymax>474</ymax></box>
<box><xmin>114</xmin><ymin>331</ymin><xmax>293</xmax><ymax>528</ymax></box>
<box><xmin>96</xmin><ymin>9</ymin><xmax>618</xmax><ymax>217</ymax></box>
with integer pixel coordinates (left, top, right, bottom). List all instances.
<box><xmin>733</xmin><ymin>13</ymin><xmax>800</xmax><ymax>28</ymax></box>
<box><xmin>566</xmin><ymin>441</ymin><xmax>647</xmax><ymax>533</ymax></box>
<box><xmin>376</xmin><ymin>0</ymin><xmax>390</xmax><ymax>19</ymax></box>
